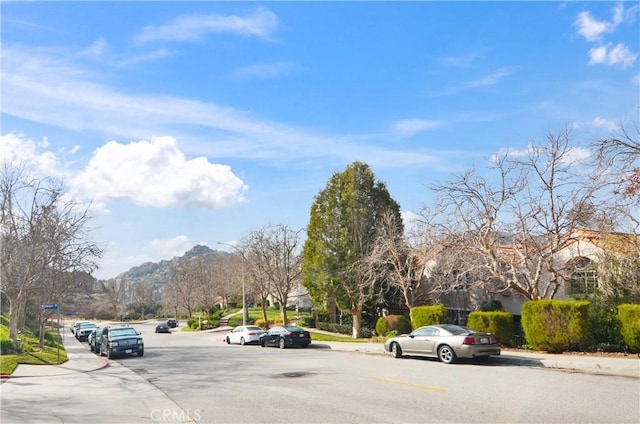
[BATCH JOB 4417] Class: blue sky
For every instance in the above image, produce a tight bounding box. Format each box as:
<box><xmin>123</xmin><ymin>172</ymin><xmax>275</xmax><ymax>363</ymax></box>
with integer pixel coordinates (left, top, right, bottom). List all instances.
<box><xmin>1</xmin><ymin>1</ymin><xmax>638</xmax><ymax>279</ymax></box>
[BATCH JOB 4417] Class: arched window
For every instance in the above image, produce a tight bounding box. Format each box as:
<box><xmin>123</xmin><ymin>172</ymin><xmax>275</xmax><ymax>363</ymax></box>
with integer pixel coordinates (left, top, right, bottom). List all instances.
<box><xmin>566</xmin><ymin>256</ymin><xmax>598</xmax><ymax>295</ymax></box>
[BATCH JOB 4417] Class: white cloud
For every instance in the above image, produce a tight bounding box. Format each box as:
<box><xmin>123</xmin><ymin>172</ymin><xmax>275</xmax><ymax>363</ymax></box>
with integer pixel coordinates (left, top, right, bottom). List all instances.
<box><xmin>1</xmin><ymin>44</ymin><xmax>441</xmax><ymax>170</ymax></box>
<box><xmin>72</xmin><ymin>136</ymin><xmax>248</xmax><ymax>209</ymax></box>
<box><xmin>633</xmin><ymin>73</ymin><xmax>640</xmax><ymax>86</ymax></box>
<box><xmin>492</xmin><ymin>143</ymin><xmax>590</xmax><ymax>167</ymax></box>
<box><xmin>147</xmin><ymin>235</ymin><xmax>193</xmax><ymax>259</ymax></box>
<box><xmin>575</xmin><ymin>11</ymin><xmax>614</xmax><ymax>41</ymax></box>
<box><xmin>590</xmin><ymin>116</ymin><xmax>617</xmax><ymax>131</ymax></box>
<box><xmin>135</xmin><ymin>7</ymin><xmax>278</xmax><ymax>44</ymax></box>
<box><xmin>588</xmin><ymin>43</ymin><xmax>637</xmax><ymax>68</ymax></box>
<box><xmin>0</xmin><ymin>132</ymin><xmax>66</xmax><ymax>179</ymax></box>
<box><xmin>392</xmin><ymin>119</ymin><xmax>444</xmax><ymax>138</ymax></box>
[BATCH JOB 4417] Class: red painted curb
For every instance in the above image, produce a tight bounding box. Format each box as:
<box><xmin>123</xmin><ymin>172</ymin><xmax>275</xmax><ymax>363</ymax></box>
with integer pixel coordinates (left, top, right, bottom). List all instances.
<box><xmin>0</xmin><ymin>374</ymin><xmax>11</xmax><ymax>379</ymax></box>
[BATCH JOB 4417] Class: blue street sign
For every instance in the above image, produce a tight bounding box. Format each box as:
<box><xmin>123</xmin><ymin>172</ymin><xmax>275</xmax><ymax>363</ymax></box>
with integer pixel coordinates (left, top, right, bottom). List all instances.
<box><xmin>41</xmin><ymin>304</ymin><xmax>58</xmax><ymax>310</ymax></box>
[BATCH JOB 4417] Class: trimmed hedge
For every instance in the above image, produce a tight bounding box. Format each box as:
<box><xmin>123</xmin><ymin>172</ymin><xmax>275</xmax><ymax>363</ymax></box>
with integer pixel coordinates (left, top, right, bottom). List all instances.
<box><xmin>467</xmin><ymin>311</ymin><xmax>514</xmax><ymax>346</ymax></box>
<box><xmin>375</xmin><ymin>315</ymin><xmax>412</xmax><ymax>336</ymax></box>
<box><xmin>522</xmin><ymin>300</ymin><xmax>590</xmax><ymax>353</ymax></box>
<box><xmin>617</xmin><ymin>304</ymin><xmax>640</xmax><ymax>352</ymax></box>
<box><xmin>410</xmin><ymin>305</ymin><xmax>447</xmax><ymax>329</ymax></box>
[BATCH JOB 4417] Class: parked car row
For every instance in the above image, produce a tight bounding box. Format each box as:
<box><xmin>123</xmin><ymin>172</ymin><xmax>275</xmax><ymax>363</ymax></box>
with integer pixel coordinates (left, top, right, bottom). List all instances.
<box><xmin>72</xmin><ymin>321</ymin><xmax>144</xmax><ymax>359</ymax></box>
<box><xmin>225</xmin><ymin>325</ymin><xmax>312</xmax><ymax>349</ymax></box>
<box><xmin>225</xmin><ymin>323</ymin><xmax>502</xmax><ymax>364</ymax></box>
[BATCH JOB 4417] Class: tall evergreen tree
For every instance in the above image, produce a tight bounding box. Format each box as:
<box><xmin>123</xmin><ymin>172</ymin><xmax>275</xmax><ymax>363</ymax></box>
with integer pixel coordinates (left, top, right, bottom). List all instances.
<box><xmin>302</xmin><ymin>161</ymin><xmax>403</xmax><ymax>337</ymax></box>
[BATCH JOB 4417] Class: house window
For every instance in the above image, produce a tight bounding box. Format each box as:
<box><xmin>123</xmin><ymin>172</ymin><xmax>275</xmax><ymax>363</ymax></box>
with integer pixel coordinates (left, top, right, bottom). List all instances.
<box><xmin>566</xmin><ymin>257</ymin><xmax>598</xmax><ymax>295</ymax></box>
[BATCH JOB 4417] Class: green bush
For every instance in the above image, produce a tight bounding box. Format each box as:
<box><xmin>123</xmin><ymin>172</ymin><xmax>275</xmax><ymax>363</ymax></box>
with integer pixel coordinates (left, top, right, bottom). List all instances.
<box><xmin>299</xmin><ymin>316</ymin><xmax>316</xmax><ymax>327</ymax></box>
<box><xmin>617</xmin><ymin>304</ymin><xmax>640</xmax><ymax>352</ymax></box>
<box><xmin>467</xmin><ymin>311</ymin><xmax>514</xmax><ymax>346</ymax></box>
<box><xmin>522</xmin><ymin>300</ymin><xmax>590</xmax><ymax>353</ymax></box>
<box><xmin>584</xmin><ymin>299</ymin><xmax>625</xmax><ymax>352</ymax></box>
<box><xmin>0</xmin><ymin>339</ymin><xmax>16</xmax><ymax>355</ymax></box>
<box><xmin>375</xmin><ymin>315</ymin><xmax>412</xmax><ymax>336</ymax></box>
<box><xmin>385</xmin><ymin>330</ymin><xmax>399</xmax><ymax>338</ymax></box>
<box><xmin>410</xmin><ymin>305</ymin><xmax>447</xmax><ymax>329</ymax></box>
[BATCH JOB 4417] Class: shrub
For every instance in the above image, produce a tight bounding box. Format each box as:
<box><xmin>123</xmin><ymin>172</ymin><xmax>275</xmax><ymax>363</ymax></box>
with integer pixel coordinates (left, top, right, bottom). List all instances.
<box><xmin>522</xmin><ymin>300</ymin><xmax>589</xmax><ymax>353</ymax></box>
<box><xmin>315</xmin><ymin>322</ymin><xmax>373</xmax><ymax>338</ymax></box>
<box><xmin>618</xmin><ymin>304</ymin><xmax>640</xmax><ymax>353</ymax></box>
<box><xmin>0</xmin><ymin>339</ymin><xmax>16</xmax><ymax>355</ymax></box>
<box><xmin>375</xmin><ymin>315</ymin><xmax>412</xmax><ymax>336</ymax></box>
<box><xmin>584</xmin><ymin>298</ymin><xmax>625</xmax><ymax>352</ymax></box>
<box><xmin>298</xmin><ymin>316</ymin><xmax>316</xmax><ymax>327</ymax></box>
<box><xmin>385</xmin><ymin>330</ymin><xmax>399</xmax><ymax>338</ymax></box>
<box><xmin>467</xmin><ymin>311</ymin><xmax>514</xmax><ymax>346</ymax></box>
<box><xmin>410</xmin><ymin>305</ymin><xmax>447</xmax><ymax>329</ymax></box>
<box><xmin>254</xmin><ymin>319</ymin><xmax>273</xmax><ymax>329</ymax></box>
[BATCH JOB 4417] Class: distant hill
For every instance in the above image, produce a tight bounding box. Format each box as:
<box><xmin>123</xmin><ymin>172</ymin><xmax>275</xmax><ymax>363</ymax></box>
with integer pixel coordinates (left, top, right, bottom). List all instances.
<box><xmin>100</xmin><ymin>244</ymin><xmax>226</xmax><ymax>287</ymax></box>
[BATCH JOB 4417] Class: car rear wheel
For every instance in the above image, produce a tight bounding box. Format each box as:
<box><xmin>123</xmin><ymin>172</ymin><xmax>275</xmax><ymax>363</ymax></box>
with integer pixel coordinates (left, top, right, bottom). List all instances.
<box><xmin>279</xmin><ymin>338</ymin><xmax>286</xmax><ymax>349</ymax></box>
<box><xmin>260</xmin><ymin>339</ymin><xmax>265</xmax><ymax>347</ymax></box>
<box><xmin>226</xmin><ymin>337</ymin><xmax>231</xmax><ymax>344</ymax></box>
<box><xmin>240</xmin><ymin>337</ymin><xmax>245</xmax><ymax>346</ymax></box>
<box><xmin>391</xmin><ymin>342</ymin><xmax>403</xmax><ymax>359</ymax></box>
<box><xmin>437</xmin><ymin>345</ymin><xmax>456</xmax><ymax>364</ymax></box>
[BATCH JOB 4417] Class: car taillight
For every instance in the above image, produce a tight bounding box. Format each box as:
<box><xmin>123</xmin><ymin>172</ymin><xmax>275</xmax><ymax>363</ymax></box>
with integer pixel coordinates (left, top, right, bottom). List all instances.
<box><xmin>462</xmin><ymin>336</ymin><xmax>475</xmax><ymax>345</ymax></box>
<box><xmin>247</xmin><ymin>332</ymin><xmax>256</xmax><ymax>336</ymax></box>
<box><xmin>492</xmin><ymin>335</ymin><xmax>499</xmax><ymax>344</ymax></box>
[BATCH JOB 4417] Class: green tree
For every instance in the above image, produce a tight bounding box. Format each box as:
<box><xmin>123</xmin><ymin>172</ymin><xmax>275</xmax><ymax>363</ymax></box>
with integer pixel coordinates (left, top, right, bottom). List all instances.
<box><xmin>302</xmin><ymin>161</ymin><xmax>403</xmax><ymax>338</ymax></box>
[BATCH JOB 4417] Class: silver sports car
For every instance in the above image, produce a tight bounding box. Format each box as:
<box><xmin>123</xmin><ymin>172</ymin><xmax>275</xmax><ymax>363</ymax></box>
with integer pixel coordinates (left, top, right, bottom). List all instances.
<box><xmin>383</xmin><ymin>324</ymin><xmax>501</xmax><ymax>364</ymax></box>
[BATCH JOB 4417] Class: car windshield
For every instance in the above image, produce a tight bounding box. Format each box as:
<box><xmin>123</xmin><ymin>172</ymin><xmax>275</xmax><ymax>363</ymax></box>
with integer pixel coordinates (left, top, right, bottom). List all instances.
<box><xmin>79</xmin><ymin>323</ymin><xmax>96</xmax><ymax>329</ymax></box>
<box><xmin>245</xmin><ymin>326</ymin><xmax>262</xmax><ymax>331</ymax></box>
<box><xmin>110</xmin><ymin>328</ymin><xmax>138</xmax><ymax>337</ymax></box>
<box><xmin>284</xmin><ymin>326</ymin><xmax>303</xmax><ymax>332</ymax></box>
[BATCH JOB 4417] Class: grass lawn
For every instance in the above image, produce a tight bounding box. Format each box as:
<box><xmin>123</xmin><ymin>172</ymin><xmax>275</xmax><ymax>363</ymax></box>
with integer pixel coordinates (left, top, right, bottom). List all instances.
<box><xmin>308</xmin><ymin>331</ymin><xmax>373</xmax><ymax>343</ymax></box>
<box><xmin>0</xmin><ymin>343</ymin><xmax>68</xmax><ymax>375</ymax></box>
<box><xmin>1</xmin><ymin>316</ymin><xmax>68</xmax><ymax>375</ymax></box>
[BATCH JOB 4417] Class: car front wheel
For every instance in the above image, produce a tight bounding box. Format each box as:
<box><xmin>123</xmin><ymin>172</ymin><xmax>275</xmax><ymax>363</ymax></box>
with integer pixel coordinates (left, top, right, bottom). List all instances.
<box><xmin>279</xmin><ymin>338</ymin><xmax>286</xmax><ymax>349</ymax></box>
<box><xmin>138</xmin><ymin>348</ymin><xmax>144</xmax><ymax>357</ymax></box>
<box><xmin>240</xmin><ymin>337</ymin><xmax>245</xmax><ymax>346</ymax></box>
<box><xmin>226</xmin><ymin>337</ymin><xmax>231</xmax><ymax>344</ymax></box>
<box><xmin>391</xmin><ymin>342</ymin><xmax>403</xmax><ymax>359</ymax></box>
<box><xmin>437</xmin><ymin>345</ymin><xmax>456</xmax><ymax>364</ymax></box>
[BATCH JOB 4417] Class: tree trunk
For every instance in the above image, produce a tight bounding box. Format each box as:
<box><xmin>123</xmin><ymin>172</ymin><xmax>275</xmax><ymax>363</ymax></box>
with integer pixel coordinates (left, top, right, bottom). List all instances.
<box><xmin>260</xmin><ymin>296</ymin><xmax>268</xmax><ymax>322</ymax></box>
<box><xmin>351</xmin><ymin>305</ymin><xmax>363</xmax><ymax>338</ymax></box>
<box><xmin>280</xmin><ymin>304</ymin><xmax>288</xmax><ymax>326</ymax></box>
<box><xmin>39</xmin><ymin>320</ymin><xmax>46</xmax><ymax>349</ymax></box>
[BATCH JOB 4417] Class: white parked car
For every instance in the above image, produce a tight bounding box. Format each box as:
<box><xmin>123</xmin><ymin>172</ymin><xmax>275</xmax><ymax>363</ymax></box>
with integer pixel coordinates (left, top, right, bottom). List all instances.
<box><xmin>225</xmin><ymin>325</ymin><xmax>265</xmax><ymax>345</ymax></box>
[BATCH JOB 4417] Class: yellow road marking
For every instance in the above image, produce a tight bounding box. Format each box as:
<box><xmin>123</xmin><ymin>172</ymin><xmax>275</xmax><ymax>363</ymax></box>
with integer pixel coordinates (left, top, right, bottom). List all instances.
<box><xmin>368</xmin><ymin>376</ymin><xmax>448</xmax><ymax>393</ymax></box>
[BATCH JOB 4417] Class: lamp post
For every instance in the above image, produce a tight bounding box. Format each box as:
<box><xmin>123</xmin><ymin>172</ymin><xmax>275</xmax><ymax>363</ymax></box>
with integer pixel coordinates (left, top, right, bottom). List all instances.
<box><xmin>217</xmin><ymin>242</ymin><xmax>247</xmax><ymax>326</ymax></box>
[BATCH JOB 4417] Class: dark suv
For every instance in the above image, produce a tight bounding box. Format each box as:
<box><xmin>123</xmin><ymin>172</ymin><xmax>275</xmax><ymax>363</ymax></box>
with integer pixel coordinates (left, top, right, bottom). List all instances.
<box><xmin>167</xmin><ymin>319</ymin><xmax>178</xmax><ymax>328</ymax></box>
<box><xmin>100</xmin><ymin>326</ymin><xmax>144</xmax><ymax>359</ymax></box>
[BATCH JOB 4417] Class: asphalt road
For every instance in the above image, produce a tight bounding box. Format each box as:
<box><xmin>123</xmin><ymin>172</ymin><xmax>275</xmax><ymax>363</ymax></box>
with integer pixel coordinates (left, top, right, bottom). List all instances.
<box><xmin>1</xmin><ymin>321</ymin><xmax>639</xmax><ymax>424</ymax></box>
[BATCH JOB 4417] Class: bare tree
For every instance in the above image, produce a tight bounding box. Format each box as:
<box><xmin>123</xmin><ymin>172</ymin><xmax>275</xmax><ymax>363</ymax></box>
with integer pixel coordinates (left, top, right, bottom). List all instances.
<box><xmin>100</xmin><ymin>278</ymin><xmax>129</xmax><ymax>320</ymax></box>
<box><xmin>431</xmin><ymin>129</ymin><xmax>599</xmax><ymax>301</ymax></box>
<box><xmin>0</xmin><ymin>165</ymin><xmax>103</xmax><ymax>343</ymax></box>
<box><xmin>243</xmin><ymin>224</ymin><xmax>303</xmax><ymax>326</ymax></box>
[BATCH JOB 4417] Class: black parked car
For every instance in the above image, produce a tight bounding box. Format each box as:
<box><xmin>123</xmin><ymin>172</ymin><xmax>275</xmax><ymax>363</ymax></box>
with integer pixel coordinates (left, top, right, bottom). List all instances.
<box><xmin>155</xmin><ymin>322</ymin><xmax>171</xmax><ymax>333</ymax></box>
<box><xmin>100</xmin><ymin>325</ymin><xmax>144</xmax><ymax>359</ymax></box>
<box><xmin>167</xmin><ymin>319</ymin><xmax>178</xmax><ymax>328</ymax></box>
<box><xmin>260</xmin><ymin>326</ymin><xmax>311</xmax><ymax>349</ymax></box>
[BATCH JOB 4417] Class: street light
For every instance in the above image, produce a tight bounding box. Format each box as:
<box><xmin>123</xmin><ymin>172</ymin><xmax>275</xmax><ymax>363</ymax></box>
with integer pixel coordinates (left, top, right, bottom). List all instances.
<box><xmin>217</xmin><ymin>242</ymin><xmax>247</xmax><ymax>326</ymax></box>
